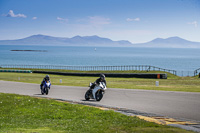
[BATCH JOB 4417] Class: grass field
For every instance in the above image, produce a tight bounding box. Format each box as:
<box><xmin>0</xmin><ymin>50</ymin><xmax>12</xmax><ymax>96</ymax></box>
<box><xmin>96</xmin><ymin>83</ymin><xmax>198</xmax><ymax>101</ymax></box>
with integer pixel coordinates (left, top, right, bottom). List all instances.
<box><xmin>0</xmin><ymin>93</ymin><xmax>194</xmax><ymax>133</ymax></box>
<box><xmin>0</xmin><ymin>69</ymin><xmax>200</xmax><ymax>92</ymax></box>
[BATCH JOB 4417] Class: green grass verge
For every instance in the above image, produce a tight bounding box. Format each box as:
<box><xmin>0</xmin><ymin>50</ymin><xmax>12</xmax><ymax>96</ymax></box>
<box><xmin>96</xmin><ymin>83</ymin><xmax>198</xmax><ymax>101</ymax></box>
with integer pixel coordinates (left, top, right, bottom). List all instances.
<box><xmin>0</xmin><ymin>71</ymin><xmax>200</xmax><ymax>92</ymax></box>
<box><xmin>0</xmin><ymin>93</ymin><xmax>193</xmax><ymax>133</ymax></box>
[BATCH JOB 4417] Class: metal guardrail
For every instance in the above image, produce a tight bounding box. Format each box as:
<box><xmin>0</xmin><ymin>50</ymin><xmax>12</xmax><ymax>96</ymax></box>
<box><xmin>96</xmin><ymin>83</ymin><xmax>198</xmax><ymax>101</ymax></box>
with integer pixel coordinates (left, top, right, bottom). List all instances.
<box><xmin>0</xmin><ymin>64</ymin><xmax>177</xmax><ymax>75</ymax></box>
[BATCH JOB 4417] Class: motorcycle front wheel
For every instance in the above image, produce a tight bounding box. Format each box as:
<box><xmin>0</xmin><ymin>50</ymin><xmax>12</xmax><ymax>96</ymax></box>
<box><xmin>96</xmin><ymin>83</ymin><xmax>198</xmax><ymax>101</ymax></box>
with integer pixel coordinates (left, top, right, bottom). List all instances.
<box><xmin>45</xmin><ymin>87</ymin><xmax>49</xmax><ymax>95</ymax></box>
<box><xmin>95</xmin><ymin>91</ymin><xmax>103</xmax><ymax>101</ymax></box>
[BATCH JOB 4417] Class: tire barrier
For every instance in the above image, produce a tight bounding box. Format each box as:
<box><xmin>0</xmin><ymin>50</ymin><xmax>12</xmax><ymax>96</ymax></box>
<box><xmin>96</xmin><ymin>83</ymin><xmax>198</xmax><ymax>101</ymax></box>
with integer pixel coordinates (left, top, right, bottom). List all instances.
<box><xmin>0</xmin><ymin>69</ymin><xmax>32</xmax><ymax>73</ymax></box>
<box><xmin>33</xmin><ymin>71</ymin><xmax>167</xmax><ymax>79</ymax></box>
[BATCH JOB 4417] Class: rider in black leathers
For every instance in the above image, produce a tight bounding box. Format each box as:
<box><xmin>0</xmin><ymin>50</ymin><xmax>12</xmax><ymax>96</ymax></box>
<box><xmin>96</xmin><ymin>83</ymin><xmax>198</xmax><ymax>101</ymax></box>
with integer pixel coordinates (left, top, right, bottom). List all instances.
<box><xmin>90</xmin><ymin>74</ymin><xmax>106</xmax><ymax>89</ymax></box>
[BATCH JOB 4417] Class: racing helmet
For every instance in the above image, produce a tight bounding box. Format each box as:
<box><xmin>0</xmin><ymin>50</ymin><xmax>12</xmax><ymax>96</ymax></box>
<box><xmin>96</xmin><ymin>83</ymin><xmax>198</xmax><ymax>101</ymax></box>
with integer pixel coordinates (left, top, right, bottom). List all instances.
<box><xmin>100</xmin><ymin>74</ymin><xmax>105</xmax><ymax>80</ymax></box>
<box><xmin>45</xmin><ymin>75</ymin><xmax>50</xmax><ymax>80</ymax></box>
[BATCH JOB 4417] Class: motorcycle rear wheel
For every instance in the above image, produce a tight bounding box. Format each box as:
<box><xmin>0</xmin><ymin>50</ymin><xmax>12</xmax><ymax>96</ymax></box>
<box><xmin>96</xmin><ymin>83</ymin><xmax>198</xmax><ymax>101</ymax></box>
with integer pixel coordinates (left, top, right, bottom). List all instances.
<box><xmin>85</xmin><ymin>90</ymin><xmax>90</xmax><ymax>100</ymax></box>
<box><xmin>41</xmin><ymin>88</ymin><xmax>44</xmax><ymax>95</ymax></box>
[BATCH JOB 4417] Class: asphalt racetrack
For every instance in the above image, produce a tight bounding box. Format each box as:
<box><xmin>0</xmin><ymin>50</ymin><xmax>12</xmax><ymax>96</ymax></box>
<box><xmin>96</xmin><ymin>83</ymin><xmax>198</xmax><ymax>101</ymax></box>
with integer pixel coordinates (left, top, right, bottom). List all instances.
<box><xmin>0</xmin><ymin>80</ymin><xmax>200</xmax><ymax>122</ymax></box>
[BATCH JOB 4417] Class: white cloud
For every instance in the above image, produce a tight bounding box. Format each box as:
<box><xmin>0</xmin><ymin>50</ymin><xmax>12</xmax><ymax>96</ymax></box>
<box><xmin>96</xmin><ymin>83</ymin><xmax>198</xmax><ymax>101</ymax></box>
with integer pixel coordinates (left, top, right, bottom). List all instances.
<box><xmin>126</xmin><ymin>18</ymin><xmax>140</xmax><ymax>22</ymax></box>
<box><xmin>57</xmin><ymin>17</ymin><xmax>68</xmax><ymax>22</ymax></box>
<box><xmin>188</xmin><ymin>21</ymin><xmax>198</xmax><ymax>27</ymax></box>
<box><xmin>88</xmin><ymin>16</ymin><xmax>111</xmax><ymax>25</ymax></box>
<box><xmin>5</xmin><ymin>10</ymin><xmax>27</xmax><ymax>18</ymax></box>
<box><xmin>32</xmin><ymin>17</ymin><xmax>37</xmax><ymax>20</ymax></box>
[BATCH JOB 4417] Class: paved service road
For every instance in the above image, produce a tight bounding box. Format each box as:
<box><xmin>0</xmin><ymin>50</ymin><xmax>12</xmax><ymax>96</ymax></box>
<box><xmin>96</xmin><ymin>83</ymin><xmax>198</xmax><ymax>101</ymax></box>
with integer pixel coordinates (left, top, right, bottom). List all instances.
<box><xmin>0</xmin><ymin>80</ymin><xmax>200</xmax><ymax>122</ymax></box>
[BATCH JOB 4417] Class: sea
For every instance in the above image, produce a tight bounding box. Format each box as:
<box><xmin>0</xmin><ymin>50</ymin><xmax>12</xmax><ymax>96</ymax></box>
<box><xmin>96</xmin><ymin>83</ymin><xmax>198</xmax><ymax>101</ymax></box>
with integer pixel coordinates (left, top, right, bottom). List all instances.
<box><xmin>0</xmin><ymin>45</ymin><xmax>200</xmax><ymax>76</ymax></box>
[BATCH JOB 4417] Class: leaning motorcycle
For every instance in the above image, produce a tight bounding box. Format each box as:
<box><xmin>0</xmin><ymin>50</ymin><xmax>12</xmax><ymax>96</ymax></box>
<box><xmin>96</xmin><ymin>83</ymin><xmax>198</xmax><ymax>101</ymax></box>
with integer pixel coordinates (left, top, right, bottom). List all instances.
<box><xmin>41</xmin><ymin>80</ymin><xmax>51</xmax><ymax>95</ymax></box>
<box><xmin>85</xmin><ymin>82</ymin><xmax>107</xmax><ymax>101</ymax></box>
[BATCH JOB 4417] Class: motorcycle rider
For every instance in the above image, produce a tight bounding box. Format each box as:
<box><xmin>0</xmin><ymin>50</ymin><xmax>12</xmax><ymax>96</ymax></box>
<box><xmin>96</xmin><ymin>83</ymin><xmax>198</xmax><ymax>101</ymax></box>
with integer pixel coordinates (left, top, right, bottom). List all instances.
<box><xmin>90</xmin><ymin>74</ymin><xmax>106</xmax><ymax>90</ymax></box>
<box><xmin>40</xmin><ymin>75</ymin><xmax>50</xmax><ymax>89</ymax></box>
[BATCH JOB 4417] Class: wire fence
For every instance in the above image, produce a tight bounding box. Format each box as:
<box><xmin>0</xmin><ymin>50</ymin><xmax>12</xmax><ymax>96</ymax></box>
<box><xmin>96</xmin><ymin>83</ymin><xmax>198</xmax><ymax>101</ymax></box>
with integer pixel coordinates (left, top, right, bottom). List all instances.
<box><xmin>194</xmin><ymin>68</ymin><xmax>200</xmax><ymax>77</ymax></box>
<box><xmin>0</xmin><ymin>64</ymin><xmax>177</xmax><ymax>74</ymax></box>
<box><xmin>176</xmin><ymin>71</ymin><xmax>196</xmax><ymax>77</ymax></box>
<box><xmin>1</xmin><ymin>64</ymin><xmax>199</xmax><ymax>77</ymax></box>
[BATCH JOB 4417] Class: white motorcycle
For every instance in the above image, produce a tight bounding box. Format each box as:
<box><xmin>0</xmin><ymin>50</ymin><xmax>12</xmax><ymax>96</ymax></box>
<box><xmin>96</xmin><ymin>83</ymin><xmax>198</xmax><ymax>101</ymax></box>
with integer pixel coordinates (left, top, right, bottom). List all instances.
<box><xmin>85</xmin><ymin>82</ymin><xmax>107</xmax><ymax>101</ymax></box>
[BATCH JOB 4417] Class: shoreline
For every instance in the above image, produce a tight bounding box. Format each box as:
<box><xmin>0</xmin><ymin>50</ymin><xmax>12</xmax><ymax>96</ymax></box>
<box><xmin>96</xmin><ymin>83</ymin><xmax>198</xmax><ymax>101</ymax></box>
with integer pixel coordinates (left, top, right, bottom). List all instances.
<box><xmin>11</xmin><ymin>50</ymin><xmax>47</xmax><ymax>52</ymax></box>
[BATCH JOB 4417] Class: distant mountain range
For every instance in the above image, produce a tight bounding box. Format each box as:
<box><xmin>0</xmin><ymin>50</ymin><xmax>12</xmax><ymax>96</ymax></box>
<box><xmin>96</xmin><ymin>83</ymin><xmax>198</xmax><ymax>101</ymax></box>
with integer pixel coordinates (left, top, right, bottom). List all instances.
<box><xmin>0</xmin><ymin>34</ymin><xmax>132</xmax><ymax>47</ymax></box>
<box><xmin>134</xmin><ymin>36</ymin><xmax>200</xmax><ymax>48</ymax></box>
<box><xmin>0</xmin><ymin>34</ymin><xmax>200</xmax><ymax>48</ymax></box>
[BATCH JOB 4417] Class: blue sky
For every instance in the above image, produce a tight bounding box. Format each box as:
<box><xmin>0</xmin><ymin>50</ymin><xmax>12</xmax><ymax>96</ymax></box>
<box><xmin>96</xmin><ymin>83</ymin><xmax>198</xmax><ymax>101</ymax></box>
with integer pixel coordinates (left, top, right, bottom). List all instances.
<box><xmin>0</xmin><ymin>0</ymin><xmax>199</xmax><ymax>43</ymax></box>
